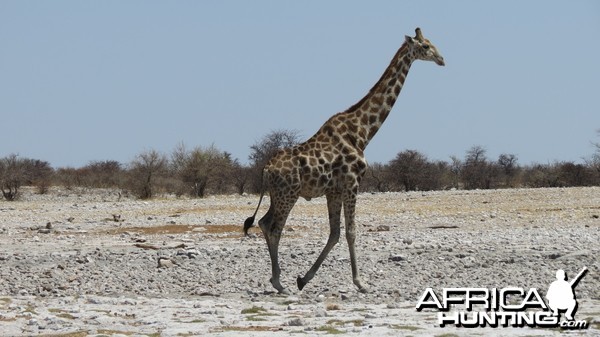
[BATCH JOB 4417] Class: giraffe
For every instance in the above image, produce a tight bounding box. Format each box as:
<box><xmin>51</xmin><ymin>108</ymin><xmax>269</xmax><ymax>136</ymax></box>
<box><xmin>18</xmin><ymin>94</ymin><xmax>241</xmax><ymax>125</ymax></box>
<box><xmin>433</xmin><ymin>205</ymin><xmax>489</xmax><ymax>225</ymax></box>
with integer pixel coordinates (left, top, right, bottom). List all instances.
<box><xmin>244</xmin><ymin>27</ymin><xmax>445</xmax><ymax>294</ymax></box>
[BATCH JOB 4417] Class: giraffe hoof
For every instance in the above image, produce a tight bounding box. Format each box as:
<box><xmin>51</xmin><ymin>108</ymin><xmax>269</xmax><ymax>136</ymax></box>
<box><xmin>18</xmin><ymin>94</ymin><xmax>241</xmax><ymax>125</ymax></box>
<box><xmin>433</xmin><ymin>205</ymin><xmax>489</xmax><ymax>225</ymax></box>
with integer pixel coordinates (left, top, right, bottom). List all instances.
<box><xmin>297</xmin><ymin>276</ymin><xmax>307</xmax><ymax>291</ymax></box>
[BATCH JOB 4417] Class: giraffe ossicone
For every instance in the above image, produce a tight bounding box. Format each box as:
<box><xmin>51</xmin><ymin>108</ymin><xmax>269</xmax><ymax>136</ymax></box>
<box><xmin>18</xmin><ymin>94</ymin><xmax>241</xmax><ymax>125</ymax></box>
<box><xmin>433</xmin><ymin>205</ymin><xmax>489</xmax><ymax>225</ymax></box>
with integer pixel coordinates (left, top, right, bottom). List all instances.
<box><xmin>244</xmin><ymin>27</ymin><xmax>445</xmax><ymax>294</ymax></box>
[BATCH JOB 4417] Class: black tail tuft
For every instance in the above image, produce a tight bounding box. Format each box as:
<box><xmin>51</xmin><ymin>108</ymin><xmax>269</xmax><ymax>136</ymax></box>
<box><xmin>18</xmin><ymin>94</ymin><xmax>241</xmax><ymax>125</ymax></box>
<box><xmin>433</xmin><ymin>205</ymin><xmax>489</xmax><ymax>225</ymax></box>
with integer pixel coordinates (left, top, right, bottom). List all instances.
<box><xmin>243</xmin><ymin>188</ymin><xmax>265</xmax><ymax>237</ymax></box>
<box><xmin>243</xmin><ymin>216</ymin><xmax>255</xmax><ymax>236</ymax></box>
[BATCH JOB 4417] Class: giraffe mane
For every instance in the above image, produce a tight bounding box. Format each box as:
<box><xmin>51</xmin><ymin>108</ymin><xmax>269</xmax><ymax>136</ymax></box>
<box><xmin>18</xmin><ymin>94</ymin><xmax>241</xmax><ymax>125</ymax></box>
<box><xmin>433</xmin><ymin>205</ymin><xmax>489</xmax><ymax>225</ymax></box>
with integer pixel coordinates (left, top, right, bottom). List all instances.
<box><xmin>343</xmin><ymin>43</ymin><xmax>409</xmax><ymax>114</ymax></box>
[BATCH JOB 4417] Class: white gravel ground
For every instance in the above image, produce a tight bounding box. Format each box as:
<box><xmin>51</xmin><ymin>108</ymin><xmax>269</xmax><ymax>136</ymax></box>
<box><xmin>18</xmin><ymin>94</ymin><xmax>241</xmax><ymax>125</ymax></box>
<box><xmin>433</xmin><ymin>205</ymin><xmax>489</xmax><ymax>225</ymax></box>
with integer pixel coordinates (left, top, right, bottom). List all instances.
<box><xmin>0</xmin><ymin>186</ymin><xmax>599</xmax><ymax>336</ymax></box>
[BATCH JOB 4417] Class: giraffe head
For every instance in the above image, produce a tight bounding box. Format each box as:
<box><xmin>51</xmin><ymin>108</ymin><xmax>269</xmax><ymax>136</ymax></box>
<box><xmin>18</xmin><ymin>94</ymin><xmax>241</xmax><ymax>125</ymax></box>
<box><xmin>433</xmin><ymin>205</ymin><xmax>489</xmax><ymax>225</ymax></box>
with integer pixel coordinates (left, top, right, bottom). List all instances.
<box><xmin>405</xmin><ymin>27</ymin><xmax>445</xmax><ymax>66</ymax></box>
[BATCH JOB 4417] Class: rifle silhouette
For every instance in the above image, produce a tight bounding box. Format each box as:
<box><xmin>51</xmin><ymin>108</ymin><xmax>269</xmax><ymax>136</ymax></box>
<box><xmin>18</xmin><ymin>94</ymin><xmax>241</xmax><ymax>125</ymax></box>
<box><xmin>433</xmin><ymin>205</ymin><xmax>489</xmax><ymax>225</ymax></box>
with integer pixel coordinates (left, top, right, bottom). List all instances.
<box><xmin>570</xmin><ymin>267</ymin><xmax>588</xmax><ymax>288</ymax></box>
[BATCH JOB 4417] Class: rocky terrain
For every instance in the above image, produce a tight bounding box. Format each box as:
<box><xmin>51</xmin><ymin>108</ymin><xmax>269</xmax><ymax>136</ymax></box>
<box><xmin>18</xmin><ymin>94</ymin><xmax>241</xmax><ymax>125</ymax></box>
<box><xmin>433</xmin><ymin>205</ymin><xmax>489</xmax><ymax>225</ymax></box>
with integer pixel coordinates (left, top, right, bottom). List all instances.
<box><xmin>0</xmin><ymin>186</ymin><xmax>599</xmax><ymax>336</ymax></box>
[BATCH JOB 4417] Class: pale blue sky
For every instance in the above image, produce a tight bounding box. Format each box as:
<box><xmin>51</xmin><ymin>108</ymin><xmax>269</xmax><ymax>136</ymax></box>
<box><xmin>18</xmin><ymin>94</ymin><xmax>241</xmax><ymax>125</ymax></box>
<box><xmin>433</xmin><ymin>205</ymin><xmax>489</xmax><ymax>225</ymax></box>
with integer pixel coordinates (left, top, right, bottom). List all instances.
<box><xmin>1</xmin><ymin>1</ymin><xmax>599</xmax><ymax>167</ymax></box>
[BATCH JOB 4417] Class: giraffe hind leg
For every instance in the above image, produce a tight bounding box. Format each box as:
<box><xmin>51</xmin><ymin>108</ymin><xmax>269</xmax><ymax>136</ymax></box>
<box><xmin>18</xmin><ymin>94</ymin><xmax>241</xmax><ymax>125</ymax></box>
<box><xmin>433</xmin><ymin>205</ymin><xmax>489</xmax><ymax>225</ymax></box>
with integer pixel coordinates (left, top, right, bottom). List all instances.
<box><xmin>259</xmin><ymin>195</ymin><xmax>297</xmax><ymax>294</ymax></box>
<box><xmin>343</xmin><ymin>191</ymin><xmax>368</xmax><ymax>293</ymax></box>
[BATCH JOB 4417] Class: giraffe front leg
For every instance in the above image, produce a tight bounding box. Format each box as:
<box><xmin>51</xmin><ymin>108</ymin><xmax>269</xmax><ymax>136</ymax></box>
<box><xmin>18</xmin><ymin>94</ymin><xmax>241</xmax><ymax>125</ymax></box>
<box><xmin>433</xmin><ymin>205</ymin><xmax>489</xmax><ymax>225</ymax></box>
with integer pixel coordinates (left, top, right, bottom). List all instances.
<box><xmin>344</xmin><ymin>191</ymin><xmax>368</xmax><ymax>293</ymax></box>
<box><xmin>346</xmin><ymin>223</ymin><xmax>368</xmax><ymax>293</ymax></box>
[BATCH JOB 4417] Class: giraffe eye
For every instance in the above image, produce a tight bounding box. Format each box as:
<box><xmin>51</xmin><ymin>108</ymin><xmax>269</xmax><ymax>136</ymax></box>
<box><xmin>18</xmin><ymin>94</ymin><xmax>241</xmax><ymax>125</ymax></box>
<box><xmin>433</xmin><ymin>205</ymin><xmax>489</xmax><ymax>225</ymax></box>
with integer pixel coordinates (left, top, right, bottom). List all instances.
<box><xmin>423</xmin><ymin>45</ymin><xmax>430</xmax><ymax>50</ymax></box>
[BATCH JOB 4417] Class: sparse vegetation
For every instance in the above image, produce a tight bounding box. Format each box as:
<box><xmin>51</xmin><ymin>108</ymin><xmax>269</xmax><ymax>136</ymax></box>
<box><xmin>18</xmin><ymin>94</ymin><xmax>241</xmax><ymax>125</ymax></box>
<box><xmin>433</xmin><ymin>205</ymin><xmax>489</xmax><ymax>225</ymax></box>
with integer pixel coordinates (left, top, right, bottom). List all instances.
<box><xmin>127</xmin><ymin>149</ymin><xmax>168</xmax><ymax>199</ymax></box>
<box><xmin>96</xmin><ymin>330</ymin><xmax>135</xmax><ymax>336</ymax></box>
<box><xmin>0</xmin><ymin>154</ymin><xmax>53</xmax><ymax>200</ymax></box>
<box><xmin>361</xmin><ymin>143</ymin><xmax>600</xmax><ymax>192</ymax></box>
<box><xmin>315</xmin><ymin>325</ymin><xmax>345</xmax><ymax>334</ymax></box>
<box><xmin>171</xmin><ymin>143</ymin><xmax>236</xmax><ymax>197</ymax></box>
<box><xmin>3</xmin><ymin>130</ymin><xmax>600</xmax><ymax>201</ymax></box>
<box><xmin>37</xmin><ymin>332</ymin><xmax>88</xmax><ymax>337</ymax></box>
<box><xmin>327</xmin><ymin>318</ymin><xmax>364</xmax><ymax>327</ymax></box>
<box><xmin>216</xmin><ymin>325</ymin><xmax>278</xmax><ymax>332</ymax></box>
<box><xmin>48</xmin><ymin>308</ymin><xmax>76</xmax><ymax>320</ymax></box>
<box><xmin>241</xmin><ymin>306</ymin><xmax>267</xmax><ymax>314</ymax></box>
<box><xmin>389</xmin><ymin>324</ymin><xmax>422</xmax><ymax>331</ymax></box>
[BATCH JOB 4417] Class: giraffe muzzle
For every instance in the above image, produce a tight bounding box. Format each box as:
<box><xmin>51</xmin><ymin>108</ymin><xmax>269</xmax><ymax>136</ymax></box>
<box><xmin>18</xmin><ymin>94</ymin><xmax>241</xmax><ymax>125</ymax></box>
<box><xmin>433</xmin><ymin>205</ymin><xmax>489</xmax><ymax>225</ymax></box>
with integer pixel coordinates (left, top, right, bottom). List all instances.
<box><xmin>435</xmin><ymin>56</ymin><xmax>445</xmax><ymax>66</ymax></box>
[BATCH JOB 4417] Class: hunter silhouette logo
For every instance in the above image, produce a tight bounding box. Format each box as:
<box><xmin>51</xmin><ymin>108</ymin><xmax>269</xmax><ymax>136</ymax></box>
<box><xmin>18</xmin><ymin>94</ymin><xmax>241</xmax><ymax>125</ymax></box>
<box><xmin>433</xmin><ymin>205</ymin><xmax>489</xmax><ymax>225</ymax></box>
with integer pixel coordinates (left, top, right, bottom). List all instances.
<box><xmin>416</xmin><ymin>266</ymin><xmax>589</xmax><ymax>329</ymax></box>
<box><xmin>546</xmin><ymin>267</ymin><xmax>587</xmax><ymax>321</ymax></box>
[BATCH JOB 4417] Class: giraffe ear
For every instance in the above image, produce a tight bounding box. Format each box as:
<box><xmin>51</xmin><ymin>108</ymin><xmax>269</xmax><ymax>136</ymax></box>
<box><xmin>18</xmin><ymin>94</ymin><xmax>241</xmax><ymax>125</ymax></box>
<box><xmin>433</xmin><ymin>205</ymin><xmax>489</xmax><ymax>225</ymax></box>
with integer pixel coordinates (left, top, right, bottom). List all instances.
<box><xmin>405</xmin><ymin>35</ymin><xmax>415</xmax><ymax>44</ymax></box>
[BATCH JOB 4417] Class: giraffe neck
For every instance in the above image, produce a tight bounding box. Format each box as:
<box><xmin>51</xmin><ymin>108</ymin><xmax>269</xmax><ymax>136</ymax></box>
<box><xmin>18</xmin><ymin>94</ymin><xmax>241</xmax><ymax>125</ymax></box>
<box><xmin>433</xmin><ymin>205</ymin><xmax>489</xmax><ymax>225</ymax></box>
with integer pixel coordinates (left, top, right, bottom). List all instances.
<box><xmin>342</xmin><ymin>43</ymin><xmax>415</xmax><ymax>150</ymax></box>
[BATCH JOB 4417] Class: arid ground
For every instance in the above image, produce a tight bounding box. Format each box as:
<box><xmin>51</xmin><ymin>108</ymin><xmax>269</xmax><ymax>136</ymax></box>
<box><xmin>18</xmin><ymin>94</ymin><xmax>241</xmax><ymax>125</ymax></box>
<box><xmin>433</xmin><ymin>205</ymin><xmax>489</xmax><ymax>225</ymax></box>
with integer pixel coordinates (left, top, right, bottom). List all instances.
<box><xmin>0</xmin><ymin>187</ymin><xmax>599</xmax><ymax>336</ymax></box>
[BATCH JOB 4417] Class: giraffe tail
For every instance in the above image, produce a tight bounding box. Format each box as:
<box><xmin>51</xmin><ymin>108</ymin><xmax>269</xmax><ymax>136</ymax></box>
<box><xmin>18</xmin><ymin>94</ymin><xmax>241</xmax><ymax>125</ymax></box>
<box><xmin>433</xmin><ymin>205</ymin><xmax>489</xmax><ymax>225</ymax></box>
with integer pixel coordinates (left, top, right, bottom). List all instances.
<box><xmin>243</xmin><ymin>190</ymin><xmax>265</xmax><ymax>236</ymax></box>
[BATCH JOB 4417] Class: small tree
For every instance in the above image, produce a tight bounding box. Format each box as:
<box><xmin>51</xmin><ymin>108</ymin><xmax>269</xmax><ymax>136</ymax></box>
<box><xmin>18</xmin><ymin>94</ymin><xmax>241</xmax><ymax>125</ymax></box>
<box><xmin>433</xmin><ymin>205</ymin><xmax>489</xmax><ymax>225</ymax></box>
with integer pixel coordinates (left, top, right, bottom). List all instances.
<box><xmin>212</xmin><ymin>151</ymin><xmax>237</xmax><ymax>195</ymax></box>
<box><xmin>386</xmin><ymin>150</ymin><xmax>449</xmax><ymax>191</ymax></box>
<box><xmin>558</xmin><ymin>162</ymin><xmax>594</xmax><ymax>187</ymax></box>
<box><xmin>497</xmin><ymin>153</ymin><xmax>519</xmax><ymax>187</ymax></box>
<box><xmin>461</xmin><ymin>146</ymin><xmax>497</xmax><ymax>189</ymax></box>
<box><xmin>54</xmin><ymin>167</ymin><xmax>81</xmax><ymax>189</ymax></box>
<box><xmin>585</xmin><ymin>129</ymin><xmax>600</xmax><ymax>184</ymax></box>
<box><xmin>79</xmin><ymin>160</ymin><xmax>124</xmax><ymax>188</ymax></box>
<box><xmin>230</xmin><ymin>160</ymin><xmax>251</xmax><ymax>195</ymax></box>
<box><xmin>249</xmin><ymin>129</ymin><xmax>301</xmax><ymax>168</ymax></box>
<box><xmin>360</xmin><ymin>162</ymin><xmax>391</xmax><ymax>192</ymax></box>
<box><xmin>127</xmin><ymin>149</ymin><xmax>168</xmax><ymax>199</ymax></box>
<box><xmin>522</xmin><ymin>163</ymin><xmax>560</xmax><ymax>188</ymax></box>
<box><xmin>172</xmin><ymin>143</ymin><xmax>236</xmax><ymax>197</ymax></box>
<box><xmin>25</xmin><ymin>158</ymin><xmax>53</xmax><ymax>194</ymax></box>
<box><xmin>388</xmin><ymin>150</ymin><xmax>429</xmax><ymax>191</ymax></box>
<box><xmin>423</xmin><ymin>160</ymin><xmax>452</xmax><ymax>191</ymax></box>
<box><xmin>449</xmin><ymin>155</ymin><xmax>462</xmax><ymax>189</ymax></box>
<box><xmin>0</xmin><ymin>154</ymin><xmax>25</xmax><ymax>200</ymax></box>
